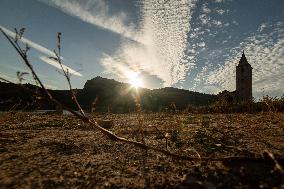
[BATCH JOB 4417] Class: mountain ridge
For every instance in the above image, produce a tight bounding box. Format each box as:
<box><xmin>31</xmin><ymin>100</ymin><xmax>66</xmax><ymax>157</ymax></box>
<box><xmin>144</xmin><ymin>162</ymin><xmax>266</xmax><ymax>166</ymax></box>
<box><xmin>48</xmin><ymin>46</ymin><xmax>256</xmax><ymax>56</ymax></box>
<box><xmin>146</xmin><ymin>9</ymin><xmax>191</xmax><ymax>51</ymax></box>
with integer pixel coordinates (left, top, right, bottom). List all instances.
<box><xmin>0</xmin><ymin>76</ymin><xmax>217</xmax><ymax>112</ymax></box>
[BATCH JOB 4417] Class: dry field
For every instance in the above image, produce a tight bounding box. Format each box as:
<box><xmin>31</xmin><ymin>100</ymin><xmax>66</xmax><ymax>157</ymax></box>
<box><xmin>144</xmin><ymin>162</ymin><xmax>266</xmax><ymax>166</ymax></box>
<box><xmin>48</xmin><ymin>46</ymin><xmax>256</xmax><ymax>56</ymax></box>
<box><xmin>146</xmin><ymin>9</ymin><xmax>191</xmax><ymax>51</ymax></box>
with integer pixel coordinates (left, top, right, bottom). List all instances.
<box><xmin>0</xmin><ymin>112</ymin><xmax>284</xmax><ymax>188</ymax></box>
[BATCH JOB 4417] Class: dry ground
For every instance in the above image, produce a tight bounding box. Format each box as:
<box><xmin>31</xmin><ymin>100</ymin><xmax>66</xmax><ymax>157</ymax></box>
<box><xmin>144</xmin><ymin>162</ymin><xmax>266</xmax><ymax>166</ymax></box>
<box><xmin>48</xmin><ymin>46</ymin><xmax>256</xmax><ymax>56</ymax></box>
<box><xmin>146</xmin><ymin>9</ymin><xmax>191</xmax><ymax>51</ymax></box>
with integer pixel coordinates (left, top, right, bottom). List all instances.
<box><xmin>0</xmin><ymin>112</ymin><xmax>284</xmax><ymax>188</ymax></box>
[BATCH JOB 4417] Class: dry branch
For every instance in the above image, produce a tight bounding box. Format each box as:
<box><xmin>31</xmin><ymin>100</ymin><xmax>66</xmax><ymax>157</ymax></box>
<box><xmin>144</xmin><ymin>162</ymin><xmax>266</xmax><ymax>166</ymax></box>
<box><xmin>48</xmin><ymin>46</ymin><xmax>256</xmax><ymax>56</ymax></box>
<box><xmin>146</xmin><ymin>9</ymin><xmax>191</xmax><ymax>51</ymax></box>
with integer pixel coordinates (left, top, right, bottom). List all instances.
<box><xmin>1</xmin><ymin>28</ymin><xmax>283</xmax><ymax>163</ymax></box>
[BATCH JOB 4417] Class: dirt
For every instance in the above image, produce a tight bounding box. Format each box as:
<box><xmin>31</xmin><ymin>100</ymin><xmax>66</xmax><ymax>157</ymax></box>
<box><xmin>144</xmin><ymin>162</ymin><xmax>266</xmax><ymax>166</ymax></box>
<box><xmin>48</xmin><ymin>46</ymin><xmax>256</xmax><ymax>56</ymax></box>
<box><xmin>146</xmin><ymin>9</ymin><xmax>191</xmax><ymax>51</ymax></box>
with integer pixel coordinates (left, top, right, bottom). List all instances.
<box><xmin>0</xmin><ymin>112</ymin><xmax>284</xmax><ymax>188</ymax></box>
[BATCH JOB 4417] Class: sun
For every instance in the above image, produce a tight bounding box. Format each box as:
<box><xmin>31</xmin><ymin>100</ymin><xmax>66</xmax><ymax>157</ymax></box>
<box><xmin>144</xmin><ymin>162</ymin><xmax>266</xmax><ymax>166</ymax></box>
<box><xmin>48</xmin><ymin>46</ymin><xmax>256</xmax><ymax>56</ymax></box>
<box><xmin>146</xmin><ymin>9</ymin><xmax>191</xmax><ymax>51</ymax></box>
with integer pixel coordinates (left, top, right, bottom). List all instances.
<box><xmin>126</xmin><ymin>71</ymin><xmax>143</xmax><ymax>88</ymax></box>
<box><xmin>130</xmin><ymin>77</ymin><xmax>143</xmax><ymax>88</ymax></box>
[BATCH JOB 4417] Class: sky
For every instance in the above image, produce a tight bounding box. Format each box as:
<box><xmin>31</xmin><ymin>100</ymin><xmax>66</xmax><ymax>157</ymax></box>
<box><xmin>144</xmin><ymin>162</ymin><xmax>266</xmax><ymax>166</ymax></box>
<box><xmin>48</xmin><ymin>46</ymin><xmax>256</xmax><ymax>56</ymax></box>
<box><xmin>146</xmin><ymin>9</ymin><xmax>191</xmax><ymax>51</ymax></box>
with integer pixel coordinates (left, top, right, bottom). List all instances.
<box><xmin>0</xmin><ymin>0</ymin><xmax>283</xmax><ymax>98</ymax></box>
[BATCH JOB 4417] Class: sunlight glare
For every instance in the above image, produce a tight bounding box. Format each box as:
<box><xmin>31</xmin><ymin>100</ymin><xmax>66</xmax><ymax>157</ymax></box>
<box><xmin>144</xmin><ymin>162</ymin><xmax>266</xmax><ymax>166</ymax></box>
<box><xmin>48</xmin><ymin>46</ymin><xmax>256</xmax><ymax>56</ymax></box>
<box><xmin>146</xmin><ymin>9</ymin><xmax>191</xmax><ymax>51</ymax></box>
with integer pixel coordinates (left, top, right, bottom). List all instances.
<box><xmin>126</xmin><ymin>71</ymin><xmax>143</xmax><ymax>88</ymax></box>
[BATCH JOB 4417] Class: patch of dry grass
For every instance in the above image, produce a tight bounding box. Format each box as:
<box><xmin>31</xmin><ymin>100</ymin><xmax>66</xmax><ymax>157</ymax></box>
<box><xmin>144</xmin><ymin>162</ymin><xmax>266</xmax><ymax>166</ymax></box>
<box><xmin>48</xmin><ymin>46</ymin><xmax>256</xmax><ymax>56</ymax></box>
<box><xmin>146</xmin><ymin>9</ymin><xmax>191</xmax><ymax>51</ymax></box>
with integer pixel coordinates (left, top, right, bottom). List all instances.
<box><xmin>0</xmin><ymin>112</ymin><xmax>284</xmax><ymax>188</ymax></box>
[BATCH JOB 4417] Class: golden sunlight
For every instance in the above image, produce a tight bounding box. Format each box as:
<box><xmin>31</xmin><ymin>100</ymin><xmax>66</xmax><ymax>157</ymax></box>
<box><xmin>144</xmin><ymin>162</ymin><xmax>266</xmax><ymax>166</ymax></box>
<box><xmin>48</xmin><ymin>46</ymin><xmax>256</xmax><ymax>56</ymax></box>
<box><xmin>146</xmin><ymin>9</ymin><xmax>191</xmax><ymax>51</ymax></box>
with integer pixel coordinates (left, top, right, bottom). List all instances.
<box><xmin>126</xmin><ymin>71</ymin><xmax>143</xmax><ymax>88</ymax></box>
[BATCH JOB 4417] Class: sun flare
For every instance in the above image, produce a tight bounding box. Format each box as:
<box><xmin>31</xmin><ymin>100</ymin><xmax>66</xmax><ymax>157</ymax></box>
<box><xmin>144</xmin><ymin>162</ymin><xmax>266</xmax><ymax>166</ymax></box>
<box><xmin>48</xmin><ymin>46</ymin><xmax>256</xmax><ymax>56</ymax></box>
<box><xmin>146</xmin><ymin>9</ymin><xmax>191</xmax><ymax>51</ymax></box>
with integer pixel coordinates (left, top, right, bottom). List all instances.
<box><xmin>130</xmin><ymin>77</ymin><xmax>143</xmax><ymax>88</ymax></box>
<box><xmin>126</xmin><ymin>71</ymin><xmax>143</xmax><ymax>88</ymax></box>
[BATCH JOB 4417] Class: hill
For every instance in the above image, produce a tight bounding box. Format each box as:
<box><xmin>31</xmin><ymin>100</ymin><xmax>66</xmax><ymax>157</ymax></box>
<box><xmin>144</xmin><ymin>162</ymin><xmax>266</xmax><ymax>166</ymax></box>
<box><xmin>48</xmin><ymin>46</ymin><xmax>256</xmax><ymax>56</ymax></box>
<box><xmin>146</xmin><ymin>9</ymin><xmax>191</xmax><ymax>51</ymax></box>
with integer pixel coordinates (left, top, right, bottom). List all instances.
<box><xmin>0</xmin><ymin>77</ymin><xmax>217</xmax><ymax>112</ymax></box>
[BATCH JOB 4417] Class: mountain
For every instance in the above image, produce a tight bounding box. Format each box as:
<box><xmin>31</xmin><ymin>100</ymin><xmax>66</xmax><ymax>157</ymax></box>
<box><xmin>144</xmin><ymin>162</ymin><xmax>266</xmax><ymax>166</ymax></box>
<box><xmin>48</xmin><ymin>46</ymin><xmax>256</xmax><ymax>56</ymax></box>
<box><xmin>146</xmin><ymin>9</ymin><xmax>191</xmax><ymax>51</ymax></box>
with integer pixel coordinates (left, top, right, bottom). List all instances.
<box><xmin>0</xmin><ymin>76</ymin><xmax>217</xmax><ymax>112</ymax></box>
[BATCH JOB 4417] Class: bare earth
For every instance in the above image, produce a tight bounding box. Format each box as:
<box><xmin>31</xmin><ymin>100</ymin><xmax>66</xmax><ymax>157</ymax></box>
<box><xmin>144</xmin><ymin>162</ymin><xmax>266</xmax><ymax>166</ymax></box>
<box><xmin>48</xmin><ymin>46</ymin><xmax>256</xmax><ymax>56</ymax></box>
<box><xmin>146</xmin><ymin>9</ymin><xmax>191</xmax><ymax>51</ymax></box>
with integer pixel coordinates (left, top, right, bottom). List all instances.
<box><xmin>0</xmin><ymin>112</ymin><xmax>284</xmax><ymax>188</ymax></box>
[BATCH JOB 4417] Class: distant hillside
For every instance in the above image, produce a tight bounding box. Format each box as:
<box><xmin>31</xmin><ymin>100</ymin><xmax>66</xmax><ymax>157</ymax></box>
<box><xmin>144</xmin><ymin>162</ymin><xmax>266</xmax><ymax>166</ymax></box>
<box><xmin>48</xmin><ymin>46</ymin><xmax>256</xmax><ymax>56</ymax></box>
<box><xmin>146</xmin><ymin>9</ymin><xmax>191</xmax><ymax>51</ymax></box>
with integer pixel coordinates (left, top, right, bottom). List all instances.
<box><xmin>0</xmin><ymin>77</ymin><xmax>217</xmax><ymax>112</ymax></box>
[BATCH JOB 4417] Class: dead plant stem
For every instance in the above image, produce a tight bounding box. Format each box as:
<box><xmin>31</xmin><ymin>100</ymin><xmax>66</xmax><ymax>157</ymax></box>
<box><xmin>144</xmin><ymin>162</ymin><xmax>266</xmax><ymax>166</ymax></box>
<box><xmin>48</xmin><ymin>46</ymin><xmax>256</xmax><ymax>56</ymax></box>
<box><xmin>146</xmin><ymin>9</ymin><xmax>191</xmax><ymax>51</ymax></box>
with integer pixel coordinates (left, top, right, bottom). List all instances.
<box><xmin>1</xmin><ymin>28</ymin><xmax>282</xmax><ymax>163</ymax></box>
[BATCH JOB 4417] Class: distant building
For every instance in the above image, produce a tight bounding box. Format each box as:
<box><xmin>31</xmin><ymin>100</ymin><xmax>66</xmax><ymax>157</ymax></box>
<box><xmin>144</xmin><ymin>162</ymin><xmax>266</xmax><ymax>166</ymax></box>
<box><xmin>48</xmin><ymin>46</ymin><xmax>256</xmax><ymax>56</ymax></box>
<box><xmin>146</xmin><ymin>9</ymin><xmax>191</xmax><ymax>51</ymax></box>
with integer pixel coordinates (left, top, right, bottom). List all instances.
<box><xmin>236</xmin><ymin>51</ymin><xmax>253</xmax><ymax>102</ymax></box>
<box><xmin>218</xmin><ymin>51</ymin><xmax>253</xmax><ymax>103</ymax></box>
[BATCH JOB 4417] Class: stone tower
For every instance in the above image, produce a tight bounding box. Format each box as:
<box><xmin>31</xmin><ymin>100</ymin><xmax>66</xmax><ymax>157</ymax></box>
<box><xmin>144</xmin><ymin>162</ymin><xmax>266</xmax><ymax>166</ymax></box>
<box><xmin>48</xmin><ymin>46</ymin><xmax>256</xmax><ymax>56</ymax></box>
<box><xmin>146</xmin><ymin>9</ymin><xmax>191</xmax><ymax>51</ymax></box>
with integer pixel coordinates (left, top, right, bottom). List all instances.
<box><xmin>236</xmin><ymin>51</ymin><xmax>252</xmax><ymax>102</ymax></box>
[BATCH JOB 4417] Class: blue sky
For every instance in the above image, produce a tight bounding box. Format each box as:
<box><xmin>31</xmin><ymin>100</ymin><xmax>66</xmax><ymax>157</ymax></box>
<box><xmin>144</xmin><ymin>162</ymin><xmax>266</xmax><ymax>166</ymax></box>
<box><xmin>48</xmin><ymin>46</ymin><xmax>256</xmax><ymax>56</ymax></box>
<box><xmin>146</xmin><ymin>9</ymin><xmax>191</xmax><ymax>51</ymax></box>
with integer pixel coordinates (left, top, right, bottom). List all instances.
<box><xmin>0</xmin><ymin>0</ymin><xmax>283</xmax><ymax>98</ymax></box>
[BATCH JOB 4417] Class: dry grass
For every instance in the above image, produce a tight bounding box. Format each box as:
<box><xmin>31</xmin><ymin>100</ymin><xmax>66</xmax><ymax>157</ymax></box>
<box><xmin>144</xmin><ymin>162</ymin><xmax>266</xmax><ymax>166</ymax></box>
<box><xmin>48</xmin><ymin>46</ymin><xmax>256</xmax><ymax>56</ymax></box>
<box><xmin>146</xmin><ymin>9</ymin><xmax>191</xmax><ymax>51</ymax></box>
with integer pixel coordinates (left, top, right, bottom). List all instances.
<box><xmin>1</xmin><ymin>27</ymin><xmax>284</xmax><ymax>188</ymax></box>
<box><xmin>0</xmin><ymin>112</ymin><xmax>284</xmax><ymax>188</ymax></box>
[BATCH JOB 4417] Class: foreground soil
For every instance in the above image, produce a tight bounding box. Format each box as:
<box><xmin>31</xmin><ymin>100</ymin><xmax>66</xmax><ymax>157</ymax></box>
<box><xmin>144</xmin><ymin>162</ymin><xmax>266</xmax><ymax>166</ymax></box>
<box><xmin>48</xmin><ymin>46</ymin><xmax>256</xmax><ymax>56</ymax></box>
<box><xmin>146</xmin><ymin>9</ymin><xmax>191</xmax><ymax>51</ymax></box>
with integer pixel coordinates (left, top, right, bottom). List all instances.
<box><xmin>0</xmin><ymin>112</ymin><xmax>284</xmax><ymax>188</ymax></box>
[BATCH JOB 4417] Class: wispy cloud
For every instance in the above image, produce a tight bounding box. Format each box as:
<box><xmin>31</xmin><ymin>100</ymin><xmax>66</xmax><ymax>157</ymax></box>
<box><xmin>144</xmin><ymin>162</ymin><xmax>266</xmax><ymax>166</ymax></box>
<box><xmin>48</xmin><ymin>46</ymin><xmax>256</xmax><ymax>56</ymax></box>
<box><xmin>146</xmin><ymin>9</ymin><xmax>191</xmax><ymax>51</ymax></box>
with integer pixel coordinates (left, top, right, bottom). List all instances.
<box><xmin>101</xmin><ymin>0</ymin><xmax>197</xmax><ymax>86</ymax></box>
<box><xmin>41</xmin><ymin>0</ymin><xmax>139</xmax><ymax>41</ymax></box>
<box><xmin>39</xmin><ymin>0</ymin><xmax>283</xmax><ymax>97</ymax></box>
<box><xmin>43</xmin><ymin>0</ymin><xmax>197</xmax><ymax>86</ymax></box>
<box><xmin>0</xmin><ymin>71</ymin><xmax>57</xmax><ymax>89</ymax></box>
<box><xmin>39</xmin><ymin>56</ymin><xmax>82</xmax><ymax>76</ymax></box>
<box><xmin>192</xmin><ymin>22</ymin><xmax>284</xmax><ymax>97</ymax></box>
<box><xmin>0</xmin><ymin>73</ymin><xmax>17</xmax><ymax>83</ymax></box>
<box><xmin>202</xmin><ymin>3</ymin><xmax>211</xmax><ymax>14</ymax></box>
<box><xmin>1</xmin><ymin>25</ymin><xmax>55</xmax><ymax>57</ymax></box>
<box><xmin>0</xmin><ymin>25</ymin><xmax>81</xmax><ymax>77</ymax></box>
<box><xmin>214</xmin><ymin>0</ymin><xmax>227</xmax><ymax>3</ymax></box>
<box><xmin>216</xmin><ymin>9</ymin><xmax>226</xmax><ymax>15</ymax></box>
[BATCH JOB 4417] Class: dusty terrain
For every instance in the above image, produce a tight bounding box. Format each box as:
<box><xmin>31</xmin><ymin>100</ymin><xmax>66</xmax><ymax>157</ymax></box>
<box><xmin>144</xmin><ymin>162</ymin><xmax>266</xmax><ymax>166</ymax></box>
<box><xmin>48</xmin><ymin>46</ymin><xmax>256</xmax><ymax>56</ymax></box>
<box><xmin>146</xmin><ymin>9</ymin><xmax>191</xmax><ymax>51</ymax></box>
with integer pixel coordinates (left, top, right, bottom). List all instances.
<box><xmin>0</xmin><ymin>112</ymin><xmax>284</xmax><ymax>188</ymax></box>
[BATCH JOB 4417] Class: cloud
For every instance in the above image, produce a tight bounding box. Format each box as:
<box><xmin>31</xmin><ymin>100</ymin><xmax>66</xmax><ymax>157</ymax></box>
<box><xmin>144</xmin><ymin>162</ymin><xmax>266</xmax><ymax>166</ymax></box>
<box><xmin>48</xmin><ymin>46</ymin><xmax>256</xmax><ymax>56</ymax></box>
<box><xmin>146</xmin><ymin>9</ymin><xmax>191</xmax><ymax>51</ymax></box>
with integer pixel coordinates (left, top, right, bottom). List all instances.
<box><xmin>1</xmin><ymin>25</ymin><xmax>55</xmax><ymax>57</ymax></box>
<box><xmin>41</xmin><ymin>0</ymin><xmax>197</xmax><ymax>86</ymax></box>
<box><xmin>214</xmin><ymin>0</ymin><xmax>226</xmax><ymax>3</ymax></box>
<box><xmin>259</xmin><ymin>23</ymin><xmax>267</xmax><ymax>32</ymax></box>
<box><xmin>0</xmin><ymin>25</ymin><xmax>81</xmax><ymax>77</ymax></box>
<box><xmin>42</xmin><ymin>0</ymin><xmax>198</xmax><ymax>86</ymax></box>
<box><xmin>199</xmin><ymin>14</ymin><xmax>210</xmax><ymax>25</ymax></box>
<box><xmin>212</xmin><ymin>20</ymin><xmax>222</xmax><ymax>27</ymax></box>
<box><xmin>216</xmin><ymin>9</ymin><xmax>226</xmax><ymax>15</ymax></box>
<box><xmin>99</xmin><ymin>0</ymin><xmax>197</xmax><ymax>86</ymax></box>
<box><xmin>0</xmin><ymin>72</ymin><xmax>35</xmax><ymax>84</ymax></box>
<box><xmin>232</xmin><ymin>20</ymin><xmax>239</xmax><ymax>26</ymax></box>
<box><xmin>41</xmin><ymin>0</ymin><xmax>139</xmax><ymax>42</ymax></box>
<box><xmin>0</xmin><ymin>73</ymin><xmax>17</xmax><ymax>83</ymax></box>
<box><xmin>0</xmin><ymin>71</ymin><xmax>57</xmax><ymax>89</ymax></box>
<box><xmin>197</xmin><ymin>42</ymin><xmax>206</xmax><ymax>47</ymax></box>
<box><xmin>202</xmin><ymin>3</ymin><xmax>211</xmax><ymax>14</ymax></box>
<box><xmin>192</xmin><ymin>22</ymin><xmax>284</xmax><ymax>97</ymax></box>
<box><xmin>39</xmin><ymin>56</ymin><xmax>82</xmax><ymax>76</ymax></box>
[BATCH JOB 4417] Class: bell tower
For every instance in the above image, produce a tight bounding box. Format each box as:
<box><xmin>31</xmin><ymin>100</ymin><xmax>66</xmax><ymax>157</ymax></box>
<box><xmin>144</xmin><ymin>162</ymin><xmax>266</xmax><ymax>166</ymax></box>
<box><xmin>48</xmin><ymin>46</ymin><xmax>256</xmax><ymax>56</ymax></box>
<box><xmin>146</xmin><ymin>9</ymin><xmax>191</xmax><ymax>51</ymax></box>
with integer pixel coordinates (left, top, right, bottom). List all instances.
<box><xmin>236</xmin><ymin>51</ymin><xmax>252</xmax><ymax>102</ymax></box>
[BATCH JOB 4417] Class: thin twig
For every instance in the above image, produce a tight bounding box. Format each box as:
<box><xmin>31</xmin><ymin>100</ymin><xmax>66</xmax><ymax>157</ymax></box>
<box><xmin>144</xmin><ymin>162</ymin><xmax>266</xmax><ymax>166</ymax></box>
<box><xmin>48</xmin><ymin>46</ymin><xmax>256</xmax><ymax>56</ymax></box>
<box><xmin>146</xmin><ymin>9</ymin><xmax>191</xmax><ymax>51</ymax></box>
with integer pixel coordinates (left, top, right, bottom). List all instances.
<box><xmin>52</xmin><ymin>32</ymin><xmax>85</xmax><ymax>116</ymax></box>
<box><xmin>2</xmin><ymin>28</ymin><xmax>283</xmax><ymax>162</ymax></box>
